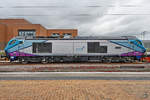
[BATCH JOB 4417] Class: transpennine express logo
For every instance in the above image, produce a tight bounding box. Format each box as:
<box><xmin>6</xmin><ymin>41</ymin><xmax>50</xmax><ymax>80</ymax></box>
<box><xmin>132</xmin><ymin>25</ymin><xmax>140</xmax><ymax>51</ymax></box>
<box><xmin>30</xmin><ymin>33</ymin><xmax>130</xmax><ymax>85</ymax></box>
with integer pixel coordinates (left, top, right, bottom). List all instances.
<box><xmin>76</xmin><ymin>46</ymin><xmax>85</xmax><ymax>52</ymax></box>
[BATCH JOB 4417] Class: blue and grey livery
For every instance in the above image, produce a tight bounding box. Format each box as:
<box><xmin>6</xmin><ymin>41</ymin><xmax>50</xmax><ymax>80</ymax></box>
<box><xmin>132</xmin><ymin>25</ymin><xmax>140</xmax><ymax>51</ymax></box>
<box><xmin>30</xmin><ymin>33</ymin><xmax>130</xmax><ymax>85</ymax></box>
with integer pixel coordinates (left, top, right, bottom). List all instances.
<box><xmin>5</xmin><ymin>36</ymin><xmax>146</xmax><ymax>63</ymax></box>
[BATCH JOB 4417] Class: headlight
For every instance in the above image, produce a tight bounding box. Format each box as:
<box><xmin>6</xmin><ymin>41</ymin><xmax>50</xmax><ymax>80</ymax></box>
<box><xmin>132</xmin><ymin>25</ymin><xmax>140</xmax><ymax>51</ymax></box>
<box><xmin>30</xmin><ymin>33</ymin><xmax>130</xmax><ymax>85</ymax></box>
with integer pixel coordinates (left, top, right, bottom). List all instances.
<box><xmin>10</xmin><ymin>56</ymin><xmax>15</xmax><ymax>61</ymax></box>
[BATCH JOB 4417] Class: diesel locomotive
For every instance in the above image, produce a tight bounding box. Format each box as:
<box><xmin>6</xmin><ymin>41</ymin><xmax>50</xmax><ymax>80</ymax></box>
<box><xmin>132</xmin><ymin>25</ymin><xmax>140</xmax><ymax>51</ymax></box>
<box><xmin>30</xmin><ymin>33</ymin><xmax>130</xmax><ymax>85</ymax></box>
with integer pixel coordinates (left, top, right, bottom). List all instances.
<box><xmin>4</xmin><ymin>36</ymin><xmax>146</xmax><ymax>63</ymax></box>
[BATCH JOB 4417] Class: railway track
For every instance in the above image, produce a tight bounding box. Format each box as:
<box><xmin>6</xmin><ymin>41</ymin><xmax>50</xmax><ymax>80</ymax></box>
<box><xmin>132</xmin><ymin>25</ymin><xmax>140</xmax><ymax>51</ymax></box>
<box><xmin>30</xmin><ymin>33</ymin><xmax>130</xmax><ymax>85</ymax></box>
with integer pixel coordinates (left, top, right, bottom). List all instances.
<box><xmin>0</xmin><ymin>61</ymin><xmax>146</xmax><ymax>66</ymax></box>
<box><xmin>0</xmin><ymin>63</ymin><xmax>148</xmax><ymax>73</ymax></box>
<box><xmin>0</xmin><ymin>61</ymin><xmax>149</xmax><ymax>72</ymax></box>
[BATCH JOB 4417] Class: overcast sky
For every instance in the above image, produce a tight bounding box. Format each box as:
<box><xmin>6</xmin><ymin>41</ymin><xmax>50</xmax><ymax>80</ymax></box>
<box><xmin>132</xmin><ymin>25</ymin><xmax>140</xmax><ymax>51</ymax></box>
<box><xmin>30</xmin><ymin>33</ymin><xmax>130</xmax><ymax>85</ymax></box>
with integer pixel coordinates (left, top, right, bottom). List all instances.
<box><xmin>0</xmin><ymin>0</ymin><xmax>150</xmax><ymax>39</ymax></box>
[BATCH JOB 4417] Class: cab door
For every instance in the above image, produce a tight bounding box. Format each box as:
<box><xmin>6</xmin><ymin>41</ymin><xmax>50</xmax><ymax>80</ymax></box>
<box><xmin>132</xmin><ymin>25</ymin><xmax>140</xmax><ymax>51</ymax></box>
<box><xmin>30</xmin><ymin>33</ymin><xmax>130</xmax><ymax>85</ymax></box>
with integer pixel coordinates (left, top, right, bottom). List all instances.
<box><xmin>17</xmin><ymin>40</ymin><xmax>24</xmax><ymax>56</ymax></box>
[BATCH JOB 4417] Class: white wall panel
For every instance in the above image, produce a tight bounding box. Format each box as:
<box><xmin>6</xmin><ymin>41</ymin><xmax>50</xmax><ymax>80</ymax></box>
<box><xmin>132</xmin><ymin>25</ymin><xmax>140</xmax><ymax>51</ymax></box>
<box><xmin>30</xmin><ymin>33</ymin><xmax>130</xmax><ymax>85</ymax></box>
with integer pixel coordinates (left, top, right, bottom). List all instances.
<box><xmin>73</xmin><ymin>41</ymin><xmax>87</xmax><ymax>55</ymax></box>
<box><xmin>52</xmin><ymin>40</ymin><xmax>74</xmax><ymax>55</ymax></box>
<box><xmin>20</xmin><ymin>46</ymin><xmax>32</xmax><ymax>54</ymax></box>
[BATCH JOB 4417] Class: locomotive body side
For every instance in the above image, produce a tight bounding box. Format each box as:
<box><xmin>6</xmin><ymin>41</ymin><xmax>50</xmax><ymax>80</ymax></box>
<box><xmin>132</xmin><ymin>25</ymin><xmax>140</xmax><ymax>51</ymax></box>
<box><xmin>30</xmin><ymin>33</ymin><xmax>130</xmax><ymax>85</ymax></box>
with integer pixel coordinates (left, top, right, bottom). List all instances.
<box><xmin>4</xmin><ymin>36</ymin><xmax>146</xmax><ymax>63</ymax></box>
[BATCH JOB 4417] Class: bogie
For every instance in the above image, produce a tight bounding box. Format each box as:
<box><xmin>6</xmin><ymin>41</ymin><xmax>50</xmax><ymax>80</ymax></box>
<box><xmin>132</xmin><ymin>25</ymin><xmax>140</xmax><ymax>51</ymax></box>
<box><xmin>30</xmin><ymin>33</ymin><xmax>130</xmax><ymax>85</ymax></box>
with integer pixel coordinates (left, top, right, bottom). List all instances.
<box><xmin>16</xmin><ymin>56</ymin><xmax>139</xmax><ymax>63</ymax></box>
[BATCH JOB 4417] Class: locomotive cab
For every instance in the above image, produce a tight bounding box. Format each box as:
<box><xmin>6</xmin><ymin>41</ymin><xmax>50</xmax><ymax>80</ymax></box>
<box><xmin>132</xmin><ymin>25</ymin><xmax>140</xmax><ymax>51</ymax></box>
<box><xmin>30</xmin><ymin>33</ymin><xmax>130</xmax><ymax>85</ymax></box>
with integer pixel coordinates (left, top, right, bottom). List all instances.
<box><xmin>135</xmin><ymin>39</ymin><xmax>146</xmax><ymax>53</ymax></box>
<box><xmin>129</xmin><ymin>39</ymin><xmax>146</xmax><ymax>53</ymax></box>
<box><xmin>5</xmin><ymin>38</ymin><xmax>23</xmax><ymax>61</ymax></box>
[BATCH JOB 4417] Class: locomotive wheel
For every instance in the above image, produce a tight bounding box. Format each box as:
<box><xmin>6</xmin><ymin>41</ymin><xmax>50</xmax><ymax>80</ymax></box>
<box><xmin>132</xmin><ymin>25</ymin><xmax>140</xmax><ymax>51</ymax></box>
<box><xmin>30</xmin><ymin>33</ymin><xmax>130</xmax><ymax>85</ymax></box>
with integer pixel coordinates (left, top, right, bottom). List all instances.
<box><xmin>102</xmin><ymin>58</ymin><xmax>111</xmax><ymax>63</ymax></box>
<box><xmin>46</xmin><ymin>57</ymin><xmax>54</xmax><ymax>63</ymax></box>
<box><xmin>41</xmin><ymin>61</ymin><xmax>48</xmax><ymax>64</ymax></box>
<box><xmin>106</xmin><ymin>59</ymin><xmax>111</xmax><ymax>63</ymax></box>
<box><xmin>21</xmin><ymin>58</ymin><xmax>28</xmax><ymax>64</ymax></box>
<box><xmin>41</xmin><ymin>58</ymin><xmax>49</xmax><ymax>64</ymax></box>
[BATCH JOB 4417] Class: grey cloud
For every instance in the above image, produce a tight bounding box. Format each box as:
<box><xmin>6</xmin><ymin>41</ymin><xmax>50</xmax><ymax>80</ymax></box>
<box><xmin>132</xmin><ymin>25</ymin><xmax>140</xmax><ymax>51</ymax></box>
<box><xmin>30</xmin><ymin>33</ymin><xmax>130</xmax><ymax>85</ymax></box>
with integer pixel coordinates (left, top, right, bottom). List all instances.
<box><xmin>0</xmin><ymin>0</ymin><xmax>150</xmax><ymax>39</ymax></box>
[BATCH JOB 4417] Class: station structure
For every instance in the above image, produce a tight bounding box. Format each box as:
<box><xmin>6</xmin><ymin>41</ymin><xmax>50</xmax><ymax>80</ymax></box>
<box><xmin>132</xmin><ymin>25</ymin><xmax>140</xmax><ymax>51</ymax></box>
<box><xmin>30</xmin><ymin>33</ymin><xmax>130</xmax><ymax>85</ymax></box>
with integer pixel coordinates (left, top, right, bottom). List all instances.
<box><xmin>0</xmin><ymin>19</ymin><xmax>78</xmax><ymax>50</ymax></box>
<box><xmin>143</xmin><ymin>40</ymin><xmax>150</xmax><ymax>55</ymax></box>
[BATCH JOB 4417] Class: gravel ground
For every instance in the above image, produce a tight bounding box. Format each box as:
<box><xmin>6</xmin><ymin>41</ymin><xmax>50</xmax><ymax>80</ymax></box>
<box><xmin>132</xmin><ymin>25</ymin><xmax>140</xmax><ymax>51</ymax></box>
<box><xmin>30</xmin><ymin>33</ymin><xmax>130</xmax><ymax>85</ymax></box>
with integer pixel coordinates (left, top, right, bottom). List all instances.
<box><xmin>0</xmin><ymin>80</ymin><xmax>150</xmax><ymax>100</ymax></box>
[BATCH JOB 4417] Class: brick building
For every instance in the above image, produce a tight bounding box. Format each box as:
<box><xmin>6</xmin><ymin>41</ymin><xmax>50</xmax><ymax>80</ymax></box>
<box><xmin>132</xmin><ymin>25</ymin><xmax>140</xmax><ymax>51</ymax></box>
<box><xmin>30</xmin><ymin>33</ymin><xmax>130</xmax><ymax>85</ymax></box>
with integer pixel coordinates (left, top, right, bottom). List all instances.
<box><xmin>0</xmin><ymin>19</ymin><xmax>78</xmax><ymax>50</ymax></box>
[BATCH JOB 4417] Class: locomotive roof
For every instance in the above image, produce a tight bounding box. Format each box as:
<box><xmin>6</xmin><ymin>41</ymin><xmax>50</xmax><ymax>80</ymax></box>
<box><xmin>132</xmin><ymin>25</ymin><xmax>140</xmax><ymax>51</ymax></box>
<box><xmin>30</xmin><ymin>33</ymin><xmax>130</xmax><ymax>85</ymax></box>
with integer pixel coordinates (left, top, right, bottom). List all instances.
<box><xmin>15</xmin><ymin>36</ymin><xmax>137</xmax><ymax>40</ymax></box>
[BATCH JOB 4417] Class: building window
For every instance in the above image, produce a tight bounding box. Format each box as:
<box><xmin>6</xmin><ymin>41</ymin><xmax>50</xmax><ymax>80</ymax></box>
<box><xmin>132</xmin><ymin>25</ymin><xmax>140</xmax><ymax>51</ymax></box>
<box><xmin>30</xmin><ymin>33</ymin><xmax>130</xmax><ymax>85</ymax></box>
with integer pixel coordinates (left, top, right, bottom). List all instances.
<box><xmin>18</xmin><ymin>30</ymin><xmax>36</xmax><ymax>36</ymax></box>
<box><xmin>51</xmin><ymin>33</ymin><xmax>60</xmax><ymax>37</ymax></box>
<box><xmin>63</xmin><ymin>33</ymin><xmax>72</xmax><ymax>38</ymax></box>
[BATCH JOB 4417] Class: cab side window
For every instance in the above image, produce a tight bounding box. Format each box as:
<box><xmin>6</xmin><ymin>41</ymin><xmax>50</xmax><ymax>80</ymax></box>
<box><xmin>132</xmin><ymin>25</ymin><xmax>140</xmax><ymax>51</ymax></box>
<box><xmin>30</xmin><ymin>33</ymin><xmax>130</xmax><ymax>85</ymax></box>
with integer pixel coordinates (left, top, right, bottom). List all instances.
<box><xmin>9</xmin><ymin>40</ymin><xmax>16</xmax><ymax>45</ymax></box>
<box><xmin>136</xmin><ymin>40</ymin><xmax>142</xmax><ymax>45</ymax></box>
<box><xmin>19</xmin><ymin>41</ymin><xmax>23</xmax><ymax>44</ymax></box>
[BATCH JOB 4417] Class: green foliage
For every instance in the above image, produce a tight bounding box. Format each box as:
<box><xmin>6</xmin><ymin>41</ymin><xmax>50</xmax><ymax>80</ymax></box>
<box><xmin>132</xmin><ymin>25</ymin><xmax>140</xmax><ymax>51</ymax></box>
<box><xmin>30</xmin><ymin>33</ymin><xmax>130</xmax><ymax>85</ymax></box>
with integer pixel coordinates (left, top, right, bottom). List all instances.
<box><xmin>0</xmin><ymin>50</ymin><xmax>5</xmax><ymax>58</ymax></box>
<box><xmin>146</xmin><ymin>48</ymin><xmax>150</xmax><ymax>52</ymax></box>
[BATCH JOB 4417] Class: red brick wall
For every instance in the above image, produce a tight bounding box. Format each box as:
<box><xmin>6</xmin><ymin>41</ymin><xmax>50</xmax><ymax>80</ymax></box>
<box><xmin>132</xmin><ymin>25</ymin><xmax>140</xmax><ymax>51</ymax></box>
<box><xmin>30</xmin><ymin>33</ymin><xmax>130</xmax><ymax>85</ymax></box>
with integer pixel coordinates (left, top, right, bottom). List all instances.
<box><xmin>47</xmin><ymin>29</ymin><xmax>78</xmax><ymax>37</ymax></box>
<box><xmin>0</xmin><ymin>19</ymin><xmax>30</xmax><ymax>24</ymax></box>
<box><xmin>0</xmin><ymin>24</ymin><xmax>6</xmax><ymax>42</ymax></box>
<box><xmin>0</xmin><ymin>24</ymin><xmax>7</xmax><ymax>50</ymax></box>
<box><xmin>0</xmin><ymin>19</ymin><xmax>78</xmax><ymax>50</ymax></box>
